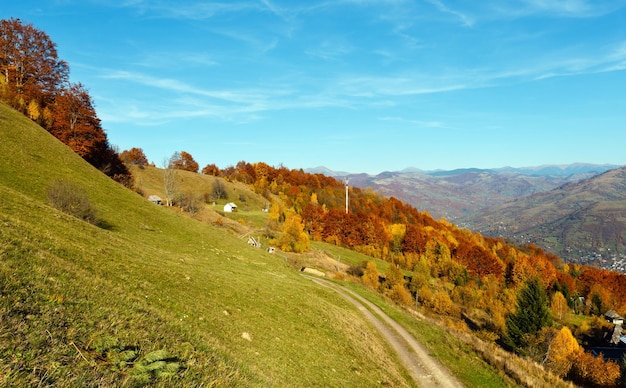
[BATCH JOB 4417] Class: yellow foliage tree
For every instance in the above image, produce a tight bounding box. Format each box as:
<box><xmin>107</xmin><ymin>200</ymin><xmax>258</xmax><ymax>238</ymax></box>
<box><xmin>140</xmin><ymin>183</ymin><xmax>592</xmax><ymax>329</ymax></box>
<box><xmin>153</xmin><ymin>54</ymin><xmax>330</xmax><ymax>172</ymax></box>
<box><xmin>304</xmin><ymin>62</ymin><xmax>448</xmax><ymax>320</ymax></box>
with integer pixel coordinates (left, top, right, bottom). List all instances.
<box><xmin>417</xmin><ymin>284</ymin><xmax>432</xmax><ymax>307</ymax></box>
<box><xmin>389</xmin><ymin>223</ymin><xmax>406</xmax><ymax>254</ymax></box>
<box><xmin>431</xmin><ymin>290</ymin><xmax>458</xmax><ymax>316</ymax></box>
<box><xmin>278</xmin><ymin>212</ymin><xmax>309</xmax><ymax>253</ymax></box>
<box><xmin>545</xmin><ymin>326</ymin><xmax>579</xmax><ymax>377</ymax></box>
<box><xmin>362</xmin><ymin>261</ymin><xmax>380</xmax><ymax>290</ymax></box>
<box><xmin>383</xmin><ymin>263</ymin><xmax>413</xmax><ymax>306</ymax></box>
<box><xmin>388</xmin><ymin>283</ymin><xmax>414</xmax><ymax>306</ymax></box>
<box><xmin>422</xmin><ymin>239</ymin><xmax>451</xmax><ymax>278</ymax></box>
<box><xmin>268</xmin><ymin>202</ymin><xmax>285</xmax><ymax>223</ymax></box>
<box><xmin>27</xmin><ymin>99</ymin><xmax>40</xmax><ymax>121</ymax></box>
<box><xmin>384</xmin><ymin>263</ymin><xmax>405</xmax><ymax>289</ymax></box>
<box><xmin>550</xmin><ymin>291</ymin><xmax>569</xmax><ymax>322</ymax></box>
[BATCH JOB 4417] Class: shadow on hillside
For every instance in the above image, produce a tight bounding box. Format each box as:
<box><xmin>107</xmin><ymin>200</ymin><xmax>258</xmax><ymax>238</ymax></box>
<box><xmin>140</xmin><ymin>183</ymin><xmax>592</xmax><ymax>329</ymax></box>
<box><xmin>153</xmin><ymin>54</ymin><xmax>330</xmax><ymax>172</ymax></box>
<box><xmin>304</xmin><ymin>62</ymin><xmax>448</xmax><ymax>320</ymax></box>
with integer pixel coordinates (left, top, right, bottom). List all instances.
<box><xmin>95</xmin><ymin>219</ymin><xmax>115</xmax><ymax>231</ymax></box>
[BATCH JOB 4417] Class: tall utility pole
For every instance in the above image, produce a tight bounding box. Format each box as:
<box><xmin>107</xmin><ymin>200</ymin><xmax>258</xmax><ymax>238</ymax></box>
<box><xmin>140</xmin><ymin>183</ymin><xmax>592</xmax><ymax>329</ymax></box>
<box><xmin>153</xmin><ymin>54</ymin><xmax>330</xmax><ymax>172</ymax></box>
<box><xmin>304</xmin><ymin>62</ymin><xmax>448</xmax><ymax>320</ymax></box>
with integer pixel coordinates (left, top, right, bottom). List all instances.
<box><xmin>345</xmin><ymin>177</ymin><xmax>349</xmax><ymax>214</ymax></box>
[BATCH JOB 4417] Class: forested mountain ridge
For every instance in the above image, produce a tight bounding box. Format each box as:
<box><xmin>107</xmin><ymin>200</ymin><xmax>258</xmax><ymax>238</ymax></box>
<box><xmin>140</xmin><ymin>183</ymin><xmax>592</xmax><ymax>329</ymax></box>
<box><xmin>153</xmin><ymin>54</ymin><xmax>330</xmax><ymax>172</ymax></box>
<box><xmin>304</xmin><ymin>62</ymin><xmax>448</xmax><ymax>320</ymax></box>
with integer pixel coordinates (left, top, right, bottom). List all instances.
<box><xmin>462</xmin><ymin>166</ymin><xmax>626</xmax><ymax>271</ymax></box>
<box><xmin>309</xmin><ymin>164</ymin><xmax>618</xmax><ymax>220</ymax></box>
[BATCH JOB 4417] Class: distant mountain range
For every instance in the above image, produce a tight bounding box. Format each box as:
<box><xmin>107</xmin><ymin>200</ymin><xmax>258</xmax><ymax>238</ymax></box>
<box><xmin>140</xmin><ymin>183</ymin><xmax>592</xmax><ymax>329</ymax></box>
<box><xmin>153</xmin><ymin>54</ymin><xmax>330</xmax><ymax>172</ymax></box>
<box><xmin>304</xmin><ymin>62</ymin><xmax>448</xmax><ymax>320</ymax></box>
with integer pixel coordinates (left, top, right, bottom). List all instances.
<box><xmin>307</xmin><ymin>164</ymin><xmax>619</xmax><ymax>220</ymax></box>
<box><xmin>308</xmin><ymin>163</ymin><xmax>626</xmax><ymax>269</ymax></box>
<box><xmin>460</xmin><ymin>167</ymin><xmax>626</xmax><ymax>269</ymax></box>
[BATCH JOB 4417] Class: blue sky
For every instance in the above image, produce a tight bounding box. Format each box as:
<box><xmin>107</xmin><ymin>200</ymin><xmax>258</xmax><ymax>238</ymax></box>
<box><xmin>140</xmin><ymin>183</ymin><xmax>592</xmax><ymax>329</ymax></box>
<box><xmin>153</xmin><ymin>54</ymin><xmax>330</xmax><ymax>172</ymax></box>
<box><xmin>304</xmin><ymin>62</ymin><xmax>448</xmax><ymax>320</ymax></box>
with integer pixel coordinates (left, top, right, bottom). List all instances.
<box><xmin>4</xmin><ymin>1</ymin><xmax>626</xmax><ymax>174</ymax></box>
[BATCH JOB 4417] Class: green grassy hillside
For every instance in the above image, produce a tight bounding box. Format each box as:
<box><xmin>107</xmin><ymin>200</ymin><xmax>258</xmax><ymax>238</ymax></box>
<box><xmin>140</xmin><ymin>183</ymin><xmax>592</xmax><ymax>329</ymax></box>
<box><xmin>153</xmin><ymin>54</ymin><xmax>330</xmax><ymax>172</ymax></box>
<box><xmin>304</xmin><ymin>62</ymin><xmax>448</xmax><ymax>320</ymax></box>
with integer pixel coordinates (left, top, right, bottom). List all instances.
<box><xmin>0</xmin><ymin>102</ymin><xmax>414</xmax><ymax>386</ymax></box>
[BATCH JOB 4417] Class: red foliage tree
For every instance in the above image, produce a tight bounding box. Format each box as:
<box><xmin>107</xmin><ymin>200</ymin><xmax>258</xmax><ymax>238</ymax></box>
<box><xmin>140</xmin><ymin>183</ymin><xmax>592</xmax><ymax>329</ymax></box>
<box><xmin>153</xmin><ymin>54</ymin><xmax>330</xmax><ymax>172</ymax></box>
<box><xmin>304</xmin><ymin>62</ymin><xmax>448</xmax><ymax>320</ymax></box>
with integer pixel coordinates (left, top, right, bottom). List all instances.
<box><xmin>455</xmin><ymin>244</ymin><xmax>504</xmax><ymax>279</ymax></box>
<box><xmin>301</xmin><ymin>203</ymin><xmax>326</xmax><ymax>240</ymax></box>
<box><xmin>49</xmin><ymin>83</ymin><xmax>129</xmax><ymax>180</ymax></box>
<box><xmin>401</xmin><ymin>224</ymin><xmax>429</xmax><ymax>255</ymax></box>
<box><xmin>49</xmin><ymin>83</ymin><xmax>107</xmax><ymax>159</ymax></box>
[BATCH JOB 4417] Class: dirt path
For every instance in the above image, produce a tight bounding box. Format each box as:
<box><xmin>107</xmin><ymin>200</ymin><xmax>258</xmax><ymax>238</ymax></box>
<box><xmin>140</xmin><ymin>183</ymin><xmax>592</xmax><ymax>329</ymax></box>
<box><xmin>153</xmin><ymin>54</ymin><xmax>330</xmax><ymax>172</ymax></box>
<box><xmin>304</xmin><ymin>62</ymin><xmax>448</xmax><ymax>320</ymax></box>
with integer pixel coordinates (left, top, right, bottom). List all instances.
<box><xmin>304</xmin><ymin>275</ymin><xmax>463</xmax><ymax>387</ymax></box>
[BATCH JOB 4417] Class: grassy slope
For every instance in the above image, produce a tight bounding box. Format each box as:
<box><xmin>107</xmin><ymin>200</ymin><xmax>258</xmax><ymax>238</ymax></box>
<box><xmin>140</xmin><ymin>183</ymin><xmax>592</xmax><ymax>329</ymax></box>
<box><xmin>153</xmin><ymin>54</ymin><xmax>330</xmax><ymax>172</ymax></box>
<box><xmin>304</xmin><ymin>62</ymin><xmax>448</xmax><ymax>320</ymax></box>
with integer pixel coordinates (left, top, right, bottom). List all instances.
<box><xmin>0</xmin><ymin>102</ymin><xmax>413</xmax><ymax>386</ymax></box>
<box><xmin>129</xmin><ymin>164</ymin><xmax>270</xmax><ymax>231</ymax></box>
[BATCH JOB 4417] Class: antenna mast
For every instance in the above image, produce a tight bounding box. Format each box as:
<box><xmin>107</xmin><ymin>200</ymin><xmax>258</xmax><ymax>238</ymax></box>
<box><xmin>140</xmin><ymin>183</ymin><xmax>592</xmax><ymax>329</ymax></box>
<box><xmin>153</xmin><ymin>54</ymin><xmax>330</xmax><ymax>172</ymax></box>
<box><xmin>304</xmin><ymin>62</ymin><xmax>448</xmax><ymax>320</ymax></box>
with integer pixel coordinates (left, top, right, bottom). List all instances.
<box><xmin>345</xmin><ymin>177</ymin><xmax>349</xmax><ymax>214</ymax></box>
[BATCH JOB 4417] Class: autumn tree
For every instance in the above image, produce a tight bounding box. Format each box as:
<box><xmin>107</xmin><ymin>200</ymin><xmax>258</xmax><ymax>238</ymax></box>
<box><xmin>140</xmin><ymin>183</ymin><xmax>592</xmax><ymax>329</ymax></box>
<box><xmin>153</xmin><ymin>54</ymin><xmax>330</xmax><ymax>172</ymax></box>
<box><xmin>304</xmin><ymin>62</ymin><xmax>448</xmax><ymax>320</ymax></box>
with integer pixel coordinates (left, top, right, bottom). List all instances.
<box><xmin>401</xmin><ymin>224</ymin><xmax>428</xmax><ymax>255</ymax></box>
<box><xmin>49</xmin><ymin>83</ymin><xmax>104</xmax><ymax>157</ymax></box>
<box><xmin>120</xmin><ymin>147</ymin><xmax>148</xmax><ymax>166</ymax></box>
<box><xmin>162</xmin><ymin>157</ymin><xmax>177</xmax><ymax>206</ymax></box>
<box><xmin>211</xmin><ymin>179</ymin><xmax>228</xmax><ymax>201</ymax></box>
<box><xmin>571</xmin><ymin>349</ymin><xmax>620</xmax><ymax>387</ymax></box>
<box><xmin>202</xmin><ymin>163</ymin><xmax>220</xmax><ymax>176</ymax></box>
<box><xmin>169</xmin><ymin>151</ymin><xmax>199</xmax><ymax>173</ymax></box>
<box><xmin>301</xmin><ymin>201</ymin><xmax>325</xmax><ymax>240</ymax></box>
<box><xmin>505</xmin><ymin>277</ymin><xmax>552</xmax><ymax>352</ymax></box>
<box><xmin>362</xmin><ymin>261</ymin><xmax>380</xmax><ymax>290</ymax></box>
<box><xmin>0</xmin><ymin>18</ymin><xmax>68</xmax><ymax>110</ymax></box>
<box><xmin>176</xmin><ymin>191</ymin><xmax>201</xmax><ymax>216</ymax></box>
<box><xmin>545</xmin><ymin>326</ymin><xmax>579</xmax><ymax>377</ymax></box>
<box><xmin>383</xmin><ymin>263</ymin><xmax>410</xmax><ymax>307</ymax></box>
<box><xmin>409</xmin><ymin>258</ymin><xmax>430</xmax><ymax>294</ymax></box>
<box><xmin>49</xmin><ymin>83</ymin><xmax>130</xmax><ymax>183</ymax></box>
<box><xmin>550</xmin><ymin>291</ymin><xmax>569</xmax><ymax>322</ymax></box>
<box><xmin>277</xmin><ymin>211</ymin><xmax>309</xmax><ymax>253</ymax></box>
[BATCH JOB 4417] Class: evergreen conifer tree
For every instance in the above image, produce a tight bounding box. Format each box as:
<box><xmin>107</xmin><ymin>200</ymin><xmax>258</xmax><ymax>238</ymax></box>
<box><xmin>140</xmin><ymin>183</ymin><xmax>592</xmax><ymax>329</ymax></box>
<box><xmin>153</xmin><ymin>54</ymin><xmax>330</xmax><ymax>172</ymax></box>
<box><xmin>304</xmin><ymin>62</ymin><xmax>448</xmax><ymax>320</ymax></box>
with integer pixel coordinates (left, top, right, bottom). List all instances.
<box><xmin>505</xmin><ymin>277</ymin><xmax>552</xmax><ymax>352</ymax></box>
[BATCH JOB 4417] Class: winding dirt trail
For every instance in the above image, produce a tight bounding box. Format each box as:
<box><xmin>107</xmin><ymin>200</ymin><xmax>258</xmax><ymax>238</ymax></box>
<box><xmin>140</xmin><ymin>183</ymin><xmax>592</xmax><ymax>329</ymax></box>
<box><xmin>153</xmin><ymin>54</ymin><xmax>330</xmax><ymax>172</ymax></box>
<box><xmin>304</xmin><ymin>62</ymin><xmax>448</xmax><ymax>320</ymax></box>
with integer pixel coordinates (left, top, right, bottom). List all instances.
<box><xmin>304</xmin><ymin>275</ymin><xmax>463</xmax><ymax>387</ymax></box>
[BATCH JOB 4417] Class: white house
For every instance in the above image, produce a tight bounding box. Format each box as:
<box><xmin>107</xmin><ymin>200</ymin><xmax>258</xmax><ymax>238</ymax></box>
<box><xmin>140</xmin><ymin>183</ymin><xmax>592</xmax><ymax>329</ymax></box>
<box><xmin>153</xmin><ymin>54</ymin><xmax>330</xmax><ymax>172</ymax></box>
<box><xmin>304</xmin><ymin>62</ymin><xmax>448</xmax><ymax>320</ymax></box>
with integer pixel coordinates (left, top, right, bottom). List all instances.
<box><xmin>223</xmin><ymin>202</ymin><xmax>237</xmax><ymax>212</ymax></box>
<box><xmin>148</xmin><ymin>195</ymin><xmax>163</xmax><ymax>205</ymax></box>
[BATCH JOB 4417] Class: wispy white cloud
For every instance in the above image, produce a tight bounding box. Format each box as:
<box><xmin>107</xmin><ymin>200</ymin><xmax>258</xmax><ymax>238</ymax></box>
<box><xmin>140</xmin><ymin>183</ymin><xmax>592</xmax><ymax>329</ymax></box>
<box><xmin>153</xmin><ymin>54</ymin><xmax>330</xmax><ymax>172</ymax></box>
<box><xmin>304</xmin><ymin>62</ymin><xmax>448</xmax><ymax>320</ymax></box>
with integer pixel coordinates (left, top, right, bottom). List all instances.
<box><xmin>95</xmin><ymin>35</ymin><xmax>626</xmax><ymax>126</ymax></box>
<box><xmin>425</xmin><ymin>0</ymin><xmax>474</xmax><ymax>27</ymax></box>
<box><xmin>379</xmin><ymin>116</ymin><xmax>448</xmax><ymax>128</ymax></box>
<box><xmin>305</xmin><ymin>39</ymin><xmax>354</xmax><ymax>60</ymax></box>
<box><xmin>474</xmin><ymin>0</ymin><xmax>626</xmax><ymax>20</ymax></box>
<box><xmin>519</xmin><ymin>0</ymin><xmax>618</xmax><ymax>17</ymax></box>
<box><xmin>95</xmin><ymin>67</ymin><xmax>355</xmax><ymax>124</ymax></box>
<box><xmin>129</xmin><ymin>1</ymin><xmax>263</xmax><ymax>19</ymax></box>
<box><xmin>210</xmin><ymin>28</ymin><xmax>280</xmax><ymax>54</ymax></box>
<box><xmin>100</xmin><ymin>69</ymin><xmax>284</xmax><ymax>103</ymax></box>
<box><xmin>130</xmin><ymin>52</ymin><xmax>218</xmax><ymax>69</ymax></box>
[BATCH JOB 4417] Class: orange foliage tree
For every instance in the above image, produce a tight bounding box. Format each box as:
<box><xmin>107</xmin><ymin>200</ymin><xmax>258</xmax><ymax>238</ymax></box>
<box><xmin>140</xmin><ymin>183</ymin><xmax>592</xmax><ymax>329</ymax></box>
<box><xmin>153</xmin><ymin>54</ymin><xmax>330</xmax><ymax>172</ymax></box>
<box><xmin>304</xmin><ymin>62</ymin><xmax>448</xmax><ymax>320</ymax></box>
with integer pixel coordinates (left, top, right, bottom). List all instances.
<box><xmin>49</xmin><ymin>83</ymin><xmax>129</xmax><ymax>182</ymax></box>
<box><xmin>570</xmin><ymin>349</ymin><xmax>620</xmax><ymax>387</ymax></box>
<box><xmin>0</xmin><ymin>18</ymin><xmax>68</xmax><ymax>111</ymax></box>
<box><xmin>169</xmin><ymin>151</ymin><xmax>199</xmax><ymax>173</ymax></box>
<box><xmin>120</xmin><ymin>147</ymin><xmax>149</xmax><ymax>166</ymax></box>
<box><xmin>201</xmin><ymin>163</ymin><xmax>220</xmax><ymax>176</ymax></box>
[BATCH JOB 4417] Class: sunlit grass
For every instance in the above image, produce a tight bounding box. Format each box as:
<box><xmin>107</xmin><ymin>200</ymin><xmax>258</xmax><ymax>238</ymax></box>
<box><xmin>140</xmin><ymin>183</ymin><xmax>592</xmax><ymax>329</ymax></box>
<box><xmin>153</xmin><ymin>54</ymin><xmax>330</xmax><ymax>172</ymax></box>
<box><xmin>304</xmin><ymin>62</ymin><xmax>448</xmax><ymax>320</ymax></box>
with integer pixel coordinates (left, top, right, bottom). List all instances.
<box><xmin>0</xmin><ymin>102</ymin><xmax>414</xmax><ymax>386</ymax></box>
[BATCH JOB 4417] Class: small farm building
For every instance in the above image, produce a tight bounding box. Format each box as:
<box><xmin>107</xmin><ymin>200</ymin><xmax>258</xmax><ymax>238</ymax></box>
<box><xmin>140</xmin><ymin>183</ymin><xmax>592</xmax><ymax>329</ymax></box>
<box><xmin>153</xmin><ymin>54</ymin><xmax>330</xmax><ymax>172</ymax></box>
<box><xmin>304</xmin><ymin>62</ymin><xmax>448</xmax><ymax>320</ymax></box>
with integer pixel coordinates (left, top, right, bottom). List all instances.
<box><xmin>148</xmin><ymin>195</ymin><xmax>163</xmax><ymax>205</ymax></box>
<box><xmin>224</xmin><ymin>202</ymin><xmax>238</xmax><ymax>212</ymax></box>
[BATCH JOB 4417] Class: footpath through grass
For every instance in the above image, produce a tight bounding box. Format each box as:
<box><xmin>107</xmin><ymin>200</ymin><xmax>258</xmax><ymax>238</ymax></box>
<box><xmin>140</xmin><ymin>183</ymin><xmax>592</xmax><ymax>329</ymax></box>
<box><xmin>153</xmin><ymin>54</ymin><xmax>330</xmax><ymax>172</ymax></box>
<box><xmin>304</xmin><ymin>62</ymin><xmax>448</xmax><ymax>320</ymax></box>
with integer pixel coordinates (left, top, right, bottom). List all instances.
<box><xmin>337</xmin><ymin>280</ymin><xmax>517</xmax><ymax>387</ymax></box>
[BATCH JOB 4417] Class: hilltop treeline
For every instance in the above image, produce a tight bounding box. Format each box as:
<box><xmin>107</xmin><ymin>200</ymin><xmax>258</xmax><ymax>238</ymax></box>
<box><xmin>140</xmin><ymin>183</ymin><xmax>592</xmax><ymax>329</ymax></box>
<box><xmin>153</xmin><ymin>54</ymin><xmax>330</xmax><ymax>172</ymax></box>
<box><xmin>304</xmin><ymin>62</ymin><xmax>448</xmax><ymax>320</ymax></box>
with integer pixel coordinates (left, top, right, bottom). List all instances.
<box><xmin>0</xmin><ymin>18</ymin><xmax>130</xmax><ymax>185</ymax></box>
<box><xmin>207</xmin><ymin>160</ymin><xmax>625</xmax><ymax>386</ymax></box>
